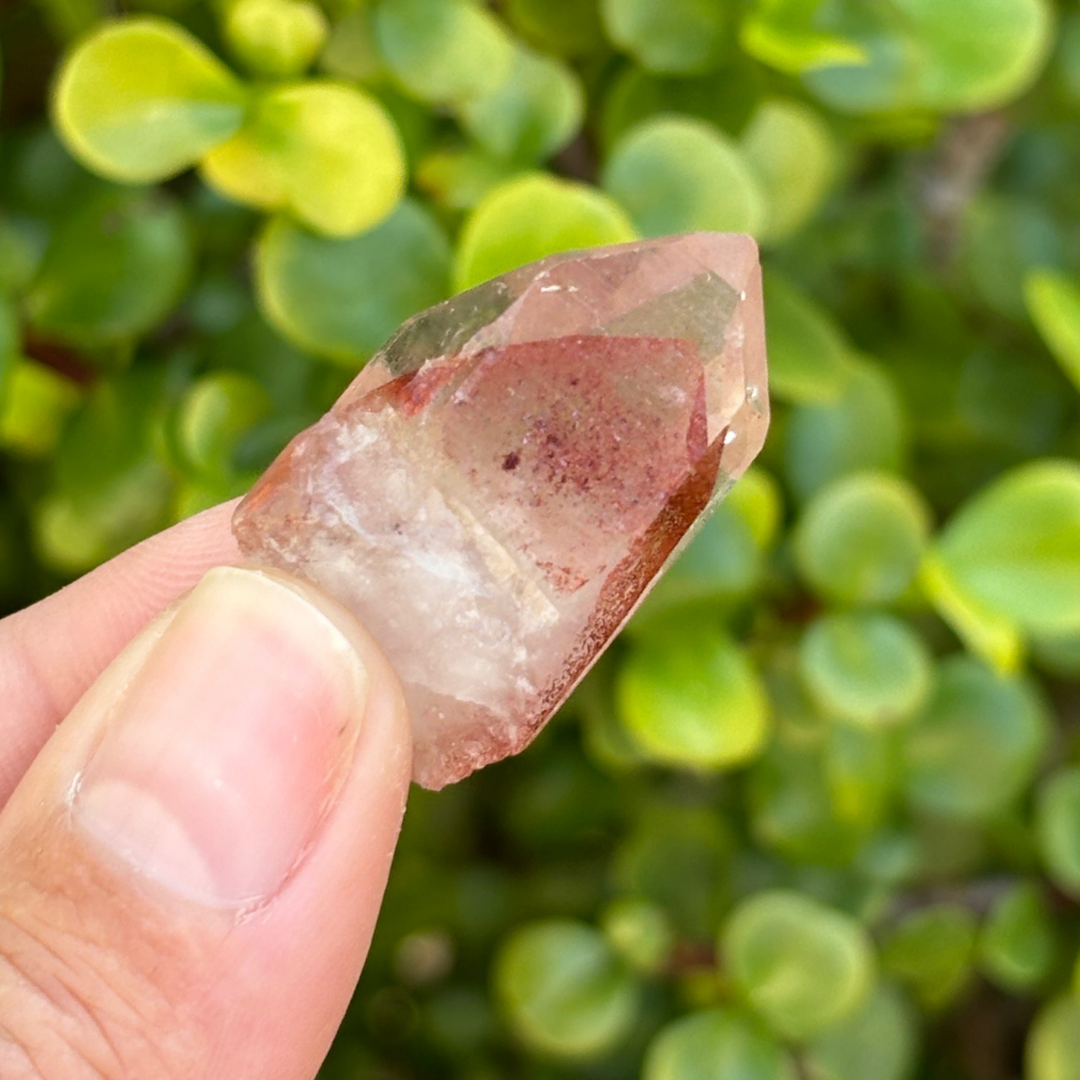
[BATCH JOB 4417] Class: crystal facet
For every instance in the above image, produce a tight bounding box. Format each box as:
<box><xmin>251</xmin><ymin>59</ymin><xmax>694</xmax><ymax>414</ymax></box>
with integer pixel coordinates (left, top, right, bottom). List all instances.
<box><xmin>233</xmin><ymin>233</ymin><xmax>769</xmax><ymax>788</ymax></box>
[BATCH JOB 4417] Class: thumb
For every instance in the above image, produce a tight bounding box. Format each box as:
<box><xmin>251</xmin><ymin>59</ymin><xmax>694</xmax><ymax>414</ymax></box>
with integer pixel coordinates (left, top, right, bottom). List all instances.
<box><xmin>0</xmin><ymin>566</ymin><xmax>412</xmax><ymax>1080</ymax></box>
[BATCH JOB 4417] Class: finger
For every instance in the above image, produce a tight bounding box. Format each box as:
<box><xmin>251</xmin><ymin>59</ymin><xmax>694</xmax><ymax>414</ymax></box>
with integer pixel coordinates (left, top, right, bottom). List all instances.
<box><xmin>0</xmin><ymin>566</ymin><xmax>411</xmax><ymax>1080</ymax></box>
<box><xmin>0</xmin><ymin>500</ymin><xmax>239</xmax><ymax>806</ymax></box>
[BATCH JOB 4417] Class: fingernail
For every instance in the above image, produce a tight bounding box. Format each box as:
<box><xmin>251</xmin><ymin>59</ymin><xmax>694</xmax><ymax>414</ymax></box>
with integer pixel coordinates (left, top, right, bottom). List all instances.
<box><xmin>72</xmin><ymin>566</ymin><xmax>368</xmax><ymax>908</ymax></box>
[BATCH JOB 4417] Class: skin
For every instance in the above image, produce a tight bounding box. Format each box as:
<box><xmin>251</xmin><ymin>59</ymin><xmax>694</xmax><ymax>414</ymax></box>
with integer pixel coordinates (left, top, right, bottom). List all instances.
<box><xmin>0</xmin><ymin>501</ymin><xmax>413</xmax><ymax>1079</ymax></box>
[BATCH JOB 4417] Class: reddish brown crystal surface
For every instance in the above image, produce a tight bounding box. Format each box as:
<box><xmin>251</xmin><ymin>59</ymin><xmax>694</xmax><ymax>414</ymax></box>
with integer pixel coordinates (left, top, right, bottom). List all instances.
<box><xmin>234</xmin><ymin>233</ymin><xmax>768</xmax><ymax>788</ymax></box>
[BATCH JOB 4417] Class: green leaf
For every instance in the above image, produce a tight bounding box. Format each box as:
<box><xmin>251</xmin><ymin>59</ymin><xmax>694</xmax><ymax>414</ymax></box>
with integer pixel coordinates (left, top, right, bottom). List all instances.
<box><xmin>881</xmin><ymin>904</ymin><xmax>977</xmax><ymax>1010</ymax></box>
<box><xmin>0</xmin><ymin>359</ymin><xmax>82</xmax><ymax>457</ymax></box>
<box><xmin>503</xmin><ymin>0</ymin><xmax>605</xmax><ymax>56</ymax></box>
<box><xmin>794</xmin><ymin>472</ymin><xmax>932</xmax><ymax>605</ymax></box>
<box><xmin>454</xmin><ymin>173</ymin><xmax>636</xmax><ymax>292</ymax></box>
<box><xmin>617</xmin><ymin>627</ymin><xmax>771</xmax><ymax>770</ymax></box>
<box><xmin>600</xmin><ymin>897</ymin><xmax>675</xmax><ymax>975</ymax></box>
<box><xmin>224</xmin><ymin>0</ymin><xmax>328</xmax><ymax>78</ymax></box>
<box><xmin>643</xmin><ymin>1009</ymin><xmax>796</xmax><ymax>1080</ymax></box>
<box><xmin>806</xmin><ymin>983</ymin><xmax>919</xmax><ymax>1080</ymax></box>
<box><xmin>978</xmin><ymin>881</ymin><xmax>1058</xmax><ymax>992</ymax></box>
<box><xmin>201</xmin><ymin>80</ymin><xmax>405</xmax><ymax>237</ymax></box>
<box><xmin>614</xmin><ymin>805</ymin><xmax>732</xmax><ymax>937</ymax></box>
<box><xmin>600</xmin><ymin>0</ymin><xmax>731</xmax><ymax>75</ymax></box>
<box><xmin>171</xmin><ymin>371</ymin><xmax>272</xmax><ymax>484</ymax></box>
<box><xmin>918</xmin><ymin>552</ymin><xmax>1023</xmax><ymax>673</ymax></box>
<box><xmin>750</xmin><ymin>734</ymin><xmax>877</xmax><ymax>866</ymax></box>
<box><xmin>599</xmin><ymin>62</ymin><xmax>764</xmax><ymax>152</ymax></box>
<box><xmin>721</xmin><ymin>889</ymin><xmax>875</xmax><ymax>1040</ymax></box>
<box><xmin>1025</xmin><ymin>269</ymin><xmax>1080</xmax><ymax>393</ymax></box>
<box><xmin>0</xmin><ymin>295</ymin><xmax>17</xmax><ymax>373</ymax></box>
<box><xmin>929</xmin><ymin>460</ymin><xmax>1080</xmax><ymax>639</ymax></box>
<box><xmin>799</xmin><ymin>613</ymin><xmax>932</xmax><ymax>728</ymax></box>
<box><xmin>319</xmin><ymin>6</ymin><xmax>384</xmax><ymax>82</ymax></box>
<box><xmin>494</xmin><ymin>920</ymin><xmax>640</xmax><ymax>1058</ymax></box>
<box><xmin>824</xmin><ymin>723</ymin><xmax>897</xmax><ymax>830</ymax></box>
<box><xmin>1027</xmin><ymin>997</ymin><xmax>1080</xmax><ymax>1080</ymax></box>
<box><xmin>740</xmin><ymin>0</ymin><xmax>867</xmax><ymax>75</ymax></box>
<box><xmin>53</xmin><ymin>16</ymin><xmax>246</xmax><ymax>183</ymax></box>
<box><xmin>0</xmin><ymin>215</ymin><xmax>42</xmax><ymax>293</ymax></box>
<box><xmin>374</xmin><ymin>0</ymin><xmax>514</xmax><ymax>106</ymax></box>
<box><xmin>602</xmin><ymin>116</ymin><xmax>766</xmax><ymax>238</ymax></box>
<box><xmin>416</xmin><ymin>149</ymin><xmax>518</xmax><ymax>212</ymax></box>
<box><xmin>741</xmin><ymin>99</ymin><xmax>838</xmax><ymax>243</ymax></box>
<box><xmin>457</xmin><ymin>46</ymin><xmax>584</xmax><ymax>163</ymax></box>
<box><xmin>806</xmin><ymin>0</ymin><xmax>1055</xmax><ymax>115</ymax></box>
<box><xmin>256</xmin><ymin>199</ymin><xmax>451</xmax><ymax>365</ymax></box>
<box><xmin>26</xmin><ymin>188</ymin><xmax>193</xmax><ymax>346</ymax></box>
<box><xmin>902</xmin><ymin>656</ymin><xmax>1049</xmax><ymax>821</ymax></box>
<box><xmin>1035</xmin><ymin>767</ymin><xmax>1080</xmax><ymax>898</ymax></box>
<box><xmin>762</xmin><ymin>272</ymin><xmax>853</xmax><ymax>404</ymax></box>
<box><xmin>34</xmin><ymin>369</ymin><xmax>174</xmax><ymax>572</ymax></box>
<box><xmin>784</xmin><ymin>356</ymin><xmax>906</xmax><ymax>502</ymax></box>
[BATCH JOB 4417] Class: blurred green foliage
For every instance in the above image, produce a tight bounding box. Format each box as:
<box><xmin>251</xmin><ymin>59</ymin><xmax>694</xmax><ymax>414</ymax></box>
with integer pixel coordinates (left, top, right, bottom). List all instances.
<box><xmin>2</xmin><ymin>0</ymin><xmax>1080</xmax><ymax>1077</ymax></box>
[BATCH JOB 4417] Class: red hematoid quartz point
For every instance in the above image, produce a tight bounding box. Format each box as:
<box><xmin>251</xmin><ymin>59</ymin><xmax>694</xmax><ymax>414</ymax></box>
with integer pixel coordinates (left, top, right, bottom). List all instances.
<box><xmin>233</xmin><ymin>233</ymin><xmax>769</xmax><ymax>788</ymax></box>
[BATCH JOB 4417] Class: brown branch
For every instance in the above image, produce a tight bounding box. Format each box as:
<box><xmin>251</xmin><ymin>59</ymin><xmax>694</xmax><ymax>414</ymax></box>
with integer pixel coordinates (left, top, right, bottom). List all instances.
<box><xmin>917</xmin><ymin>111</ymin><xmax>1013</xmax><ymax>269</ymax></box>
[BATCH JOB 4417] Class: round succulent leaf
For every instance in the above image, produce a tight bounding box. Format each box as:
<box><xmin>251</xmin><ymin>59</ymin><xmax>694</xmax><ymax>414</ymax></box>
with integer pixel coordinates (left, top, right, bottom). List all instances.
<box><xmin>794</xmin><ymin>471</ymin><xmax>932</xmax><ymax>605</ymax></box>
<box><xmin>762</xmin><ymin>272</ymin><xmax>853</xmax><ymax>404</ymax></box>
<box><xmin>721</xmin><ymin>889</ymin><xmax>875</xmax><ymax>1041</ymax></box>
<box><xmin>643</xmin><ymin>1009</ymin><xmax>796</xmax><ymax>1080</ymax></box>
<box><xmin>728</xmin><ymin>467</ymin><xmax>783</xmax><ymax>550</ymax></box>
<box><xmin>1025</xmin><ymin>269</ymin><xmax>1080</xmax><ymax>393</ymax></box>
<box><xmin>319</xmin><ymin>6</ymin><xmax>384</xmax><ymax>82</ymax></box>
<box><xmin>601</xmin><ymin>0</ymin><xmax>731</xmax><ymax>75</ymax></box>
<box><xmin>494</xmin><ymin>920</ymin><xmax>640</xmax><ymax>1058</ymax></box>
<box><xmin>806</xmin><ymin>0</ymin><xmax>1054</xmax><ymax>115</ymax></box>
<box><xmin>600</xmin><ymin>897</ymin><xmax>675</xmax><ymax>975</ymax></box>
<box><xmin>750</xmin><ymin>737</ymin><xmax>876</xmax><ymax>866</ymax></box>
<box><xmin>0</xmin><ymin>294</ymin><xmax>17</xmax><ymax>373</ymax></box>
<box><xmin>201</xmin><ymin>80</ymin><xmax>405</xmax><ymax>237</ymax></box>
<box><xmin>0</xmin><ymin>359</ymin><xmax>82</xmax><ymax>458</ymax></box>
<box><xmin>416</xmin><ymin>149</ymin><xmax>518</xmax><ymax>212</ymax></box>
<box><xmin>256</xmin><ymin>199</ymin><xmax>451</xmax><ymax>365</ymax></box>
<box><xmin>978</xmin><ymin>881</ymin><xmax>1058</xmax><ymax>992</ymax></box>
<box><xmin>805</xmin><ymin>983</ymin><xmax>919</xmax><ymax>1080</ymax></box>
<box><xmin>740</xmin><ymin>0</ymin><xmax>866</xmax><ymax>74</ymax></box>
<box><xmin>617</xmin><ymin>628</ymin><xmax>770</xmax><ymax>770</ymax></box>
<box><xmin>374</xmin><ymin>0</ymin><xmax>514</xmax><ymax>106</ymax></box>
<box><xmin>457</xmin><ymin>46</ymin><xmax>584</xmax><ymax>163</ymax></box>
<box><xmin>599</xmin><ymin>62</ymin><xmax>764</xmax><ymax>153</ymax></box>
<box><xmin>52</xmin><ymin>16</ymin><xmax>247</xmax><ymax>183</ymax></box>
<box><xmin>172</xmin><ymin>371</ymin><xmax>273</xmax><ymax>482</ymax></box>
<box><xmin>824</xmin><ymin>724</ymin><xmax>897</xmax><ymax>831</ymax></box>
<box><xmin>1036</xmin><ymin>767</ymin><xmax>1080</xmax><ymax>898</ymax></box>
<box><xmin>454</xmin><ymin>173</ymin><xmax>636</xmax><ymax>291</ymax></box>
<box><xmin>918</xmin><ymin>551</ymin><xmax>1023</xmax><ymax>675</ymax></box>
<box><xmin>603</xmin><ymin>116</ymin><xmax>766</xmax><ymax>238</ymax></box>
<box><xmin>34</xmin><ymin>370</ymin><xmax>175</xmax><ymax>572</ymax></box>
<box><xmin>26</xmin><ymin>188</ymin><xmax>193</xmax><ymax>346</ymax></box>
<box><xmin>881</xmin><ymin>904</ymin><xmax>978</xmax><ymax>1011</ymax></box>
<box><xmin>784</xmin><ymin>355</ymin><xmax>906</xmax><ymax>502</ymax></box>
<box><xmin>614</xmin><ymin>805</ymin><xmax>732</xmax><ymax>937</ymax></box>
<box><xmin>503</xmin><ymin>0</ymin><xmax>605</xmax><ymax>56</ymax></box>
<box><xmin>799</xmin><ymin>613</ymin><xmax>932</xmax><ymax>728</ymax></box>
<box><xmin>741</xmin><ymin>99</ymin><xmax>838</xmax><ymax>243</ymax></box>
<box><xmin>224</xmin><ymin>0</ymin><xmax>328</xmax><ymax>77</ymax></box>
<box><xmin>930</xmin><ymin>460</ymin><xmax>1080</xmax><ymax>638</ymax></box>
<box><xmin>902</xmin><ymin>656</ymin><xmax>1049</xmax><ymax>821</ymax></box>
<box><xmin>1027</xmin><ymin>996</ymin><xmax>1080</xmax><ymax>1080</ymax></box>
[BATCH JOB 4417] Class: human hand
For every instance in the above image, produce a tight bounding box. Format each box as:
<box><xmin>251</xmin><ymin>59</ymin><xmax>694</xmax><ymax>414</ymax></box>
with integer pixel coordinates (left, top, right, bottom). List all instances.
<box><xmin>0</xmin><ymin>501</ymin><xmax>412</xmax><ymax>1079</ymax></box>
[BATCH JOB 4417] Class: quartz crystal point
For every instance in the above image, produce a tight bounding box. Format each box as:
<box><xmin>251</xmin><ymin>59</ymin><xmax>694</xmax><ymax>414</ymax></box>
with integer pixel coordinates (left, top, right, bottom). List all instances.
<box><xmin>233</xmin><ymin>233</ymin><xmax>769</xmax><ymax>788</ymax></box>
